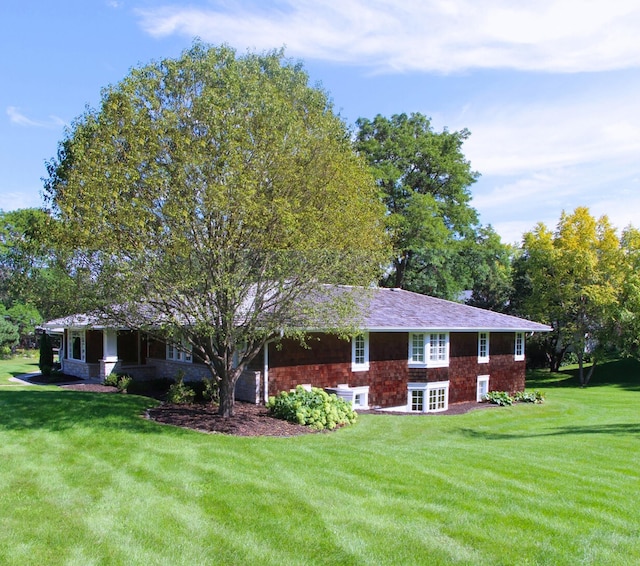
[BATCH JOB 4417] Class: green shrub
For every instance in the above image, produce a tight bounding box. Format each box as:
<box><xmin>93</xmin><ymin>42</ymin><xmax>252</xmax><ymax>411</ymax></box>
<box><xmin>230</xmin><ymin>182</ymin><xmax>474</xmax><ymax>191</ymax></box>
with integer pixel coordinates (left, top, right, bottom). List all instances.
<box><xmin>203</xmin><ymin>377</ymin><xmax>219</xmax><ymax>404</ymax></box>
<box><xmin>103</xmin><ymin>373</ymin><xmax>133</xmax><ymax>392</ymax></box>
<box><xmin>484</xmin><ymin>391</ymin><xmax>514</xmax><ymax>406</ymax></box>
<box><xmin>267</xmin><ymin>386</ymin><xmax>357</xmax><ymax>431</ymax></box>
<box><xmin>167</xmin><ymin>372</ymin><xmax>196</xmax><ymax>404</ymax></box>
<box><xmin>38</xmin><ymin>333</ymin><xmax>54</xmax><ymax>376</ymax></box>
<box><xmin>514</xmin><ymin>390</ymin><xmax>545</xmax><ymax>404</ymax></box>
<box><xmin>103</xmin><ymin>373</ymin><xmax>119</xmax><ymax>387</ymax></box>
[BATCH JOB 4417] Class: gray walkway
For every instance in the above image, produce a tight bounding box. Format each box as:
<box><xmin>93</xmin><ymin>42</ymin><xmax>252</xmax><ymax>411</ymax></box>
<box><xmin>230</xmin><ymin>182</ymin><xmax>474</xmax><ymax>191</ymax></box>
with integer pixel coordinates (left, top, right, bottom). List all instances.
<box><xmin>8</xmin><ymin>372</ymin><xmax>103</xmax><ymax>386</ymax></box>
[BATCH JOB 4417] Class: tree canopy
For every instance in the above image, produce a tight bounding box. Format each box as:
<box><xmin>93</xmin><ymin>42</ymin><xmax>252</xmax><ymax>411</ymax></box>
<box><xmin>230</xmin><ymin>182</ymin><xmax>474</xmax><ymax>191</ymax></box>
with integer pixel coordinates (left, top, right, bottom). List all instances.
<box><xmin>355</xmin><ymin>112</ymin><xmax>480</xmax><ymax>297</ymax></box>
<box><xmin>44</xmin><ymin>43</ymin><xmax>389</xmax><ymax>416</ymax></box>
<box><xmin>0</xmin><ymin>208</ymin><xmax>77</xmax><ymax>321</ymax></box>
<box><xmin>513</xmin><ymin>207</ymin><xmax>624</xmax><ymax>384</ymax></box>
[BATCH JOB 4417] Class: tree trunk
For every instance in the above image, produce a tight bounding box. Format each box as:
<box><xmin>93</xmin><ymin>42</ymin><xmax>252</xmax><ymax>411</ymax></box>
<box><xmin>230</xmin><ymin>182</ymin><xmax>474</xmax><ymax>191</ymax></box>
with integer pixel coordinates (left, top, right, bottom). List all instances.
<box><xmin>393</xmin><ymin>251</ymin><xmax>412</xmax><ymax>289</ymax></box>
<box><xmin>582</xmin><ymin>357</ymin><xmax>597</xmax><ymax>387</ymax></box>
<box><xmin>577</xmin><ymin>349</ymin><xmax>586</xmax><ymax>387</ymax></box>
<box><xmin>549</xmin><ymin>349</ymin><xmax>564</xmax><ymax>373</ymax></box>
<box><xmin>218</xmin><ymin>373</ymin><xmax>236</xmax><ymax>417</ymax></box>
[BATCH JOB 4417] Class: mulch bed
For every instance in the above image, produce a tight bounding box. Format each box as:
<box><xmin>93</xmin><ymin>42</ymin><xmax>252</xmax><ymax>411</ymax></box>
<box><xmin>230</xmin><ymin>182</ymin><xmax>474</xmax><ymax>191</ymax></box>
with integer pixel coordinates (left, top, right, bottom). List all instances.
<box><xmin>56</xmin><ymin>382</ymin><xmax>496</xmax><ymax>436</ymax></box>
<box><xmin>147</xmin><ymin>402</ymin><xmax>315</xmax><ymax>437</ymax></box>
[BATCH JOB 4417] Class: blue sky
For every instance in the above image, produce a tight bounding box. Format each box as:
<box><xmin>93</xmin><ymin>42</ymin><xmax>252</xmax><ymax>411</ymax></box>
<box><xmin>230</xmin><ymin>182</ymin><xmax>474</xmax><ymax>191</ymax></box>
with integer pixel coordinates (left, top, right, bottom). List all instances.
<box><xmin>2</xmin><ymin>0</ymin><xmax>639</xmax><ymax>244</ymax></box>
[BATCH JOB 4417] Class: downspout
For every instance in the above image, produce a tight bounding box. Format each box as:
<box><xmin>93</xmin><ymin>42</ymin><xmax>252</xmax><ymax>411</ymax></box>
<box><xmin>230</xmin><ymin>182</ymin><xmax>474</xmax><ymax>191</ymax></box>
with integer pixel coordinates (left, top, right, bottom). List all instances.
<box><xmin>263</xmin><ymin>340</ymin><xmax>270</xmax><ymax>404</ymax></box>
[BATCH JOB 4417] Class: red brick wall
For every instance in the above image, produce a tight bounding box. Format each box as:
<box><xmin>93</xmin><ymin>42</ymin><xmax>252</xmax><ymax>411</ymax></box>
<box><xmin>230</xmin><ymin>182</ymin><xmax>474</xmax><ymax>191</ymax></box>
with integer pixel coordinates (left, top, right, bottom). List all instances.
<box><xmin>268</xmin><ymin>333</ymin><xmax>410</xmax><ymax>407</ymax></box>
<box><xmin>267</xmin><ymin>331</ymin><xmax>526</xmax><ymax>408</ymax></box>
<box><xmin>488</xmin><ymin>333</ymin><xmax>525</xmax><ymax>394</ymax></box>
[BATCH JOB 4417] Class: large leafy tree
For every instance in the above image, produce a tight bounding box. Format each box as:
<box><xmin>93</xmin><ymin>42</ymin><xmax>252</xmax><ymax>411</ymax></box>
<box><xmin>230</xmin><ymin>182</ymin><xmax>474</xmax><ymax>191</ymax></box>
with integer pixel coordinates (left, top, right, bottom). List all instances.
<box><xmin>44</xmin><ymin>43</ymin><xmax>389</xmax><ymax>417</ymax></box>
<box><xmin>514</xmin><ymin>207</ymin><xmax>624</xmax><ymax>384</ymax></box>
<box><xmin>355</xmin><ymin>113</ymin><xmax>480</xmax><ymax>297</ymax></box>
<box><xmin>464</xmin><ymin>225</ymin><xmax>514</xmax><ymax>313</ymax></box>
<box><xmin>0</xmin><ymin>208</ymin><xmax>78</xmax><ymax>321</ymax></box>
<box><xmin>0</xmin><ymin>305</ymin><xmax>19</xmax><ymax>356</ymax></box>
<box><xmin>616</xmin><ymin>226</ymin><xmax>640</xmax><ymax>358</ymax></box>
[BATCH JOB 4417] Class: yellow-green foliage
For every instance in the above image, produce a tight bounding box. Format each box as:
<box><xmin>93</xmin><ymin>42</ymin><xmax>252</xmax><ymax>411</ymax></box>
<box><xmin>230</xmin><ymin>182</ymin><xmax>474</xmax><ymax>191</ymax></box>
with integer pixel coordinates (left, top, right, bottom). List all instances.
<box><xmin>267</xmin><ymin>386</ymin><xmax>357</xmax><ymax>430</ymax></box>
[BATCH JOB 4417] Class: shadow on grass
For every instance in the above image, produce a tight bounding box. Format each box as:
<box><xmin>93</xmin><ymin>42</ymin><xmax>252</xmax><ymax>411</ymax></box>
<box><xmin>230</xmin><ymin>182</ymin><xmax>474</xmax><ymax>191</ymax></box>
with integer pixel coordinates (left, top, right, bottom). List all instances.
<box><xmin>526</xmin><ymin>358</ymin><xmax>640</xmax><ymax>391</ymax></box>
<box><xmin>458</xmin><ymin>423</ymin><xmax>640</xmax><ymax>440</ymax></box>
<box><xmin>0</xmin><ymin>389</ymin><xmax>163</xmax><ymax>434</ymax></box>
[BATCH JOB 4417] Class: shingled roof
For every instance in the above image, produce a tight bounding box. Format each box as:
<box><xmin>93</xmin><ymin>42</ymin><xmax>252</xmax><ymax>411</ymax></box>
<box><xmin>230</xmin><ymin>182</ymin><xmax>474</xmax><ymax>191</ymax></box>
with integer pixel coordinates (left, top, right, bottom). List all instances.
<box><xmin>43</xmin><ymin>286</ymin><xmax>550</xmax><ymax>334</ymax></box>
<box><xmin>357</xmin><ymin>287</ymin><xmax>550</xmax><ymax>332</ymax></box>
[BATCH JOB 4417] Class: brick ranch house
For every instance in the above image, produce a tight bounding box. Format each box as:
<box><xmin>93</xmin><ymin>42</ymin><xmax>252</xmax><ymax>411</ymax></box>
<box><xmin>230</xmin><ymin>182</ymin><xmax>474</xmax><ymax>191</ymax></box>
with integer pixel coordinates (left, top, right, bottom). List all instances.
<box><xmin>43</xmin><ymin>287</ymin><xmax>550</xmax><ymax>412</ymax></box>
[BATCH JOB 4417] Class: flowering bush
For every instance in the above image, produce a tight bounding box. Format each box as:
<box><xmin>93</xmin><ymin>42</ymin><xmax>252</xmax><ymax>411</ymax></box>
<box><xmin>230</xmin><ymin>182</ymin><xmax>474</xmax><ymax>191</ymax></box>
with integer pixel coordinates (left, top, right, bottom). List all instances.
<box><xmin>267</xmin><ymin>386</ymin><xmax>357</xmax><ymax>431</ymax></box>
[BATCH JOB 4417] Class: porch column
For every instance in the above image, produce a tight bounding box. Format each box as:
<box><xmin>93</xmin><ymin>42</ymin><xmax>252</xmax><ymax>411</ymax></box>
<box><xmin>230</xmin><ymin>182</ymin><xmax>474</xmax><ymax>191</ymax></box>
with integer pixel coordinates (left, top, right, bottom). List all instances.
<box><xmin>100</xmin><ymin>328</ymin><xmax>120</xmax><ymax>380</ymax></box>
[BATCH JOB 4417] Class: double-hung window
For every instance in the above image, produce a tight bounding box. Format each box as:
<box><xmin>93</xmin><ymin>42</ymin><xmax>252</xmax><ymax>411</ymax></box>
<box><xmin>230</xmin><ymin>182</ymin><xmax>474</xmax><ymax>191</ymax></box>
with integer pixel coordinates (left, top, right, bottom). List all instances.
<box><xmin>409</xmin><ymin>332</ymin><xmax>449</xmax><ymax>368</ymax></box>
<box><xmin>514</xmin><ymin>332</ymin><xmax>525</xmax><ymax>361</ymax></box>
<box><xmin>478</xmin><ymin>332</ymin><xmax>490</xmax><ymax>363</ymax></box>
<box><xmin>167</xmin><ymin>338</ymin><xmax>193</xmax><ymax>363</ymax></box>
<box><xmin>409</xmin><ymin>333</ymin><xmax>425</xmax><ymax>364</ymax></box>
<box><xmin>428</xmin><ymin>333</ymin><xmax>448</xmax><ymax>364</ymax></box>
<box><xmin>351</xmin><ymin>333</ymin><xmax>370</xmax><ymax>371</ymax></box>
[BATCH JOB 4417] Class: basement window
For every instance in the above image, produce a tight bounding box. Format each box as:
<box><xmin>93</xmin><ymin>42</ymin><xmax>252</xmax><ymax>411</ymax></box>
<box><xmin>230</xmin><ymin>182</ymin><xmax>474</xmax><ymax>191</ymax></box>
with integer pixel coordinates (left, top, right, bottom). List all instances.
<box><xmin>477</xmin><ymin>375</ymin><xmax>490</xmax><ymax>402</ymax></box>
<box><xmin>407</xmin><ymin>381</ymin><xmax>449</xmax><ymax>413</ymax></box>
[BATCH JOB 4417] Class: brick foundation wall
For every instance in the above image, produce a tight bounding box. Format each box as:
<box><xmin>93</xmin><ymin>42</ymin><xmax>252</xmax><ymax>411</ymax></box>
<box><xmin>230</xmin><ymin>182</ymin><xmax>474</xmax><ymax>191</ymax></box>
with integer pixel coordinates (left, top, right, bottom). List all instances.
<box><xmin>149</xmin><ymin>359</ymin><xmax>211</xmax><ymax>382</ymax></box>
<box><xmin>62</xmin><ymin>359</ymin><xmax>100</xmax><ymax>379</ymax></box>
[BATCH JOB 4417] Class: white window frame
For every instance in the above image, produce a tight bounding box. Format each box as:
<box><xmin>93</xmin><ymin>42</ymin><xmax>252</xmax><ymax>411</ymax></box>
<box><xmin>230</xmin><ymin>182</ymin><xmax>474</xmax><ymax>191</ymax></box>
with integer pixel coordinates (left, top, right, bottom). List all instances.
<box><xmin>409</xmin><ymin>387</ymin><xmax>425</xmax><ymax>412</ymax></box>
<box><xmin>478</xmin><ymin>332</ymin><xmax>490</xmax><ymax>364</ymax></box>
<box><xmin>351</xmin><ymin>333</ymin><xmax>370</xmax><ymax>371</ymax></box>
<box><xmin>409</xmin><ymin>332</ymin><xmax>425</xmax><ymax>365</ymax></box>
<box><xmin>409</xmin><ymin>332</ymin><xmax>449</xmax><ymax>368</ymax></box>
<box><xmin>68</xmin><ymin>330</ymin><xmax>86</xmax><ymax>362</ymax></box>
<box><xmin>407</xmin><ymin>381</ymin><xmax>449</xmax><ymax>413</ymax></box>
<box><xmin>167</xmin><ymin>338</ymin><xmax>193</xmax><ymax>363</ymax></box>
<box><xmin>328</xmin><ymin>385</ymin><xmax>370</xmax><ymax>410</ymax></box>
<box><xmin>514</xmin><ymin>332</ymin><xmax>525</xmax><ymax>361</ymax></box>
<box><xmin>477</xmin><ymin>375</ymin><xmax>490</xmax><ymax>402</ymax></box>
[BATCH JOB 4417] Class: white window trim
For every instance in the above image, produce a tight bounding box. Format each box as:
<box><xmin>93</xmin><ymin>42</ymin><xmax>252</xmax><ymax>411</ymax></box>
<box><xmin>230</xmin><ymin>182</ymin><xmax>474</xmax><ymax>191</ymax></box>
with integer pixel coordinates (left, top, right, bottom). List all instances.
<box><xmin>514</xmin><ymin>332</ymin><xmax>525</xmax><ymax>361</ymax></box>
<box><xmin>409</xmin><ymin>332</ymin><xmax>449</xmax><ymax>368</ymax></box>
<box><xmin>477</xmin><ymin>375</ymin><xmax>490</xmax><ymax>402</ymax></box>
<box><xmin>68</xmin><ymin>330</ymin><xmax>86</xmax><ymax>362</ymax></box>
<box><xmin>409</xmin><ymin>332</ymin><xmax>425</xmax><ymax>365</ymax></box>
<box><xmin>167</xmin><ymin>338</ymin><xmax>193</xmax><ymax>363</ymax></box>
<box><xmin>478</xmin><ymin>332</ymin><xmax>490</xmax><ymax>364</ymax></box>
<box><xmin>351</xmin><ymin>333</ymin><xmax>370</xmax><ymax>372</ymax></box>
<box><xmin>327</xmin><ymin>385</ymin><xmax>370</xmax><ymax>410</ymax></box>
<box><xmin>407</xmin><ymin>381</ymin><xmax>450</xmax><ymax>412</ymax></box>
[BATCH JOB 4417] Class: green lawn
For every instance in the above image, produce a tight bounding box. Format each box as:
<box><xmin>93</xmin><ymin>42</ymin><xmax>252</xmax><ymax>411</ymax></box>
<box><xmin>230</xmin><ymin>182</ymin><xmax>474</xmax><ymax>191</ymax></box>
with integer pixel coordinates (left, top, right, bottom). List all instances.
<box><xmin>1</xmin><ymin>357</ymin><xmax>639</xmax><ymax>565</ymax></box>
<box><xmin>0</xmin><ymin>350</ymin><xmax>39</xmax><ymax>386</ymax></box>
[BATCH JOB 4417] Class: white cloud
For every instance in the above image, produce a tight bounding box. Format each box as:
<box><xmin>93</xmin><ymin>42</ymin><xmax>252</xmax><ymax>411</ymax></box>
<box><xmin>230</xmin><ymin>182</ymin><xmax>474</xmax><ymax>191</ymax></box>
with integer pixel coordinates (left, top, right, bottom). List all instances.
<box><xmin>0</xmin><ymin>190</ymin><xmax>43</xmax><ymax>212</ymax></box>
<box><xmin>136</xmin><ymin>0</ymin><xmax>640</xmax><ymax>73</ymax></box>
<box><xmin>7</xmin><ymin>107</ymin><xmax>65</xmax><ymax>129</ymax></box>
<box><xmin>457</xmin><ymin>87</ymin><xmax>640</xmax><ymax>177</ymax></box>
<box><xmin>472</xmin><ymin>158</ymin><xmax>640</xmax><ymax>244</ymax></box>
